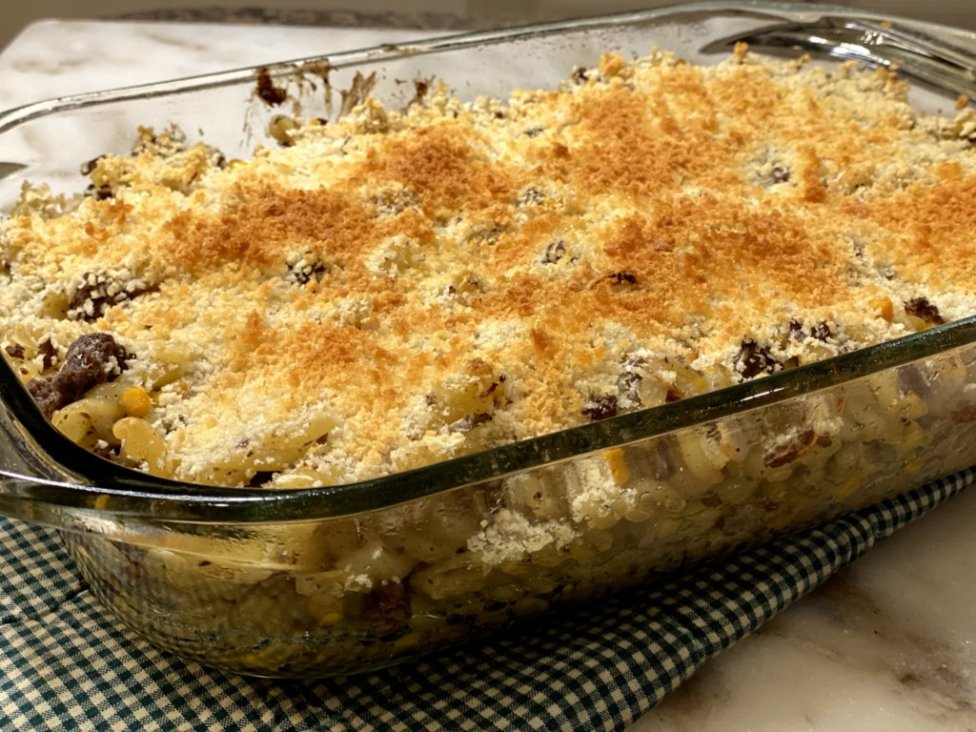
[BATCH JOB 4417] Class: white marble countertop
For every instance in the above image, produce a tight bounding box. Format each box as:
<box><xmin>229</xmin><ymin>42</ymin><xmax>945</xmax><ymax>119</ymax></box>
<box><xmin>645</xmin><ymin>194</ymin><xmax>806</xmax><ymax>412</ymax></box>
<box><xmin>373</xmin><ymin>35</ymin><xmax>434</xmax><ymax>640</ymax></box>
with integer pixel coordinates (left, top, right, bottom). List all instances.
<box><xmin>649</xmin><ymin>487</ymin><xmax>976</xmax><ymax>731</ymax></box>
<box><xmin>2</xmin><ymin>17</ymin><xmax>976</xmax><ymax>731</ymax></box>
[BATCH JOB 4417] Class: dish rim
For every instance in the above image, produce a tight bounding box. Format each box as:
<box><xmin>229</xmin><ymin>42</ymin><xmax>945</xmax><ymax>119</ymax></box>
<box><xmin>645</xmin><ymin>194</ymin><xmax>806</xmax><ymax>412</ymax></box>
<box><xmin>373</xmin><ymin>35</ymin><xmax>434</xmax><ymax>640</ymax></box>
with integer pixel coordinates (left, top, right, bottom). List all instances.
<box><xmin>1</xmin><ymin>0</ymin><xmax>975</xmax><ymax>524</ymax></box>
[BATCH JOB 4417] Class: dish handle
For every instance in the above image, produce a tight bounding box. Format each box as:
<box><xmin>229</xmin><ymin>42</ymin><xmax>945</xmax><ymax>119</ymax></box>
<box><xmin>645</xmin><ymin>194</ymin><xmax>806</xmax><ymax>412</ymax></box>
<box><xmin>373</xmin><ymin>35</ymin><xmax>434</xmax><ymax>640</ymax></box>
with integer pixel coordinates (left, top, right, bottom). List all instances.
<box><xmin>701</xmin><ymin>14</ymin><xmax>976</xmax><ymax>98</ymax></box>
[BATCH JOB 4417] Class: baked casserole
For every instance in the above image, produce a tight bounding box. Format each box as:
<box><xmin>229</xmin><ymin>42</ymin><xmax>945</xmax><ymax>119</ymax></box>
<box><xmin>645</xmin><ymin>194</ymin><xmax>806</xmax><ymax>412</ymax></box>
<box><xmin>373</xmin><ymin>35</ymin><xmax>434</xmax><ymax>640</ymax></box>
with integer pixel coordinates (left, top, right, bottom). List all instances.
<box><xmin>3</xmin><ymin>39</ymin><xmax>976</xmax><ymax>674</ymax></box>
<box><xmin>3</xmin><ymin>46</ymin><xmax>974</xmax><ymax>487</ymax></box>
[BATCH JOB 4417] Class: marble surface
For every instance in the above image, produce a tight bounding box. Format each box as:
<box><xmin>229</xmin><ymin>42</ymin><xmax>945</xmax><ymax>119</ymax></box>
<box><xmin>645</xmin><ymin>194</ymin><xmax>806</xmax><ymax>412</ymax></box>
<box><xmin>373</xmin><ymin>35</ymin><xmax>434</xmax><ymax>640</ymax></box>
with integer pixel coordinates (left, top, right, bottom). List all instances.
<box><xmin>0</xmin><ymin>21</ymin><xmax>439</xmax><ymax>100</ymax></box>
<box><xmin>649</xmin><ymin>488</ymin><xmax>976</xmax><ymax>731</ymax></box>
<box><xmin>2</xmin><ymin>17</ymin><xmax>976</xmax><ymax>732</ymax></box>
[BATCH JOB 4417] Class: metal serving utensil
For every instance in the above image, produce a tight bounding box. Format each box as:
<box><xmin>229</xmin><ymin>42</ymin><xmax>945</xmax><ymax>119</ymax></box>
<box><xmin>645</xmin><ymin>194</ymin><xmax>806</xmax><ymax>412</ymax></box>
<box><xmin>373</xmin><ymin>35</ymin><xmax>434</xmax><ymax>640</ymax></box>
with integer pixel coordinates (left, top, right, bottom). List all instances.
<box><xmin>701</xmin><ymin>15</ymin><xmax>976</xmax><ymax>99</ymax></box>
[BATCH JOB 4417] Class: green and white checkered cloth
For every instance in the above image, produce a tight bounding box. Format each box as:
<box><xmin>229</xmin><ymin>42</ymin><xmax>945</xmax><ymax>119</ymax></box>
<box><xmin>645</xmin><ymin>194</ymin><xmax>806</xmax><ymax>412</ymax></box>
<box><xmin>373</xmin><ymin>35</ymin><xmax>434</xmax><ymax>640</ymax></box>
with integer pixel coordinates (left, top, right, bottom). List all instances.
<box><xmin>1</xmin><ymin>468</ymin><xmax>973</xmax><ymax>731</ymax></box>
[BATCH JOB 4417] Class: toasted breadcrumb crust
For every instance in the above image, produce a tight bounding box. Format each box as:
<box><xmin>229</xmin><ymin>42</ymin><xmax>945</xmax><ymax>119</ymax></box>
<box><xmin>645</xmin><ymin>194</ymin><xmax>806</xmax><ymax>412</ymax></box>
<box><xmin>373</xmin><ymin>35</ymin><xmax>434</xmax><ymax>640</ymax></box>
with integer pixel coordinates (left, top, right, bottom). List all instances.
<box><xmin>2</xmin><ymin>49</ymin><xmax>975</xmax><ymax>488</ymax></box>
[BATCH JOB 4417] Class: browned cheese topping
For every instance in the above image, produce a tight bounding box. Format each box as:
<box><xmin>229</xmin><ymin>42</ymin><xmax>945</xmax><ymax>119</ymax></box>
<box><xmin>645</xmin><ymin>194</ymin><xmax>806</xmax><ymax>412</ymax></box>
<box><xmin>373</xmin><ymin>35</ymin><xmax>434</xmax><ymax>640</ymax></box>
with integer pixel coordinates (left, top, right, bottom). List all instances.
<box><xmin>2</xmin><ymin>49</ymin><xmax>975</xmax><ymax>487</ymax></box>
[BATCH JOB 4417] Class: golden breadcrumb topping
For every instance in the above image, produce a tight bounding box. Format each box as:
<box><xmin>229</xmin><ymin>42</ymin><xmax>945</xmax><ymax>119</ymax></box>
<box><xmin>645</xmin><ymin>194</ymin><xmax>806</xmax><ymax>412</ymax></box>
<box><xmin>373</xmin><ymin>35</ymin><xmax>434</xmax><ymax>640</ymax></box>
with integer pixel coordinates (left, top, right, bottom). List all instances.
<box><xmin>2</xmin><ymin>49</ymin><xmax>975</xmax><ymax>487</ymax></box>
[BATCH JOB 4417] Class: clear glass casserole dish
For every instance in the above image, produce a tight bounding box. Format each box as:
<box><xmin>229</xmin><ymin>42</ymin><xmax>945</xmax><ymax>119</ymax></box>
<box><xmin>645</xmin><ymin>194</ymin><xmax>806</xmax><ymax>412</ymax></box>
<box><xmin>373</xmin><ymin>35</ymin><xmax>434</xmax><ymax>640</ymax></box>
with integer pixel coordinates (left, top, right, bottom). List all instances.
<box><xmin>2</xmin><ymin>1</ymin><xmax>976</xmax><ymax>677</ymax></box>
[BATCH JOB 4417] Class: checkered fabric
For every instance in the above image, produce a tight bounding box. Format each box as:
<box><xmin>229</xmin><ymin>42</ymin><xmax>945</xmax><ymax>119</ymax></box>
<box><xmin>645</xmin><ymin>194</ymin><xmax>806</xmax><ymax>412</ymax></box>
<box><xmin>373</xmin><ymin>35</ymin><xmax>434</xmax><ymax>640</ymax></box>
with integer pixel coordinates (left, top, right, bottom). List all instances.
<box><xmin>0</xmin><ymin>468</ymin><xmax>972</xmax><ymax>731</ymax></box>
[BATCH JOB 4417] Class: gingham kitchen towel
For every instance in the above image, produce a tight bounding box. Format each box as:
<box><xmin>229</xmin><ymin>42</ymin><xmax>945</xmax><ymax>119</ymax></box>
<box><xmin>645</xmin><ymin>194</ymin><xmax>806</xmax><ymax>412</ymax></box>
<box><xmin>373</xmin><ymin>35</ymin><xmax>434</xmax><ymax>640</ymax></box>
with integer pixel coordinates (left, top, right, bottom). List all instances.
<box><xmin>0</xmin><ymin>468</ymin><xmax>973</xmax><ymax>731</ymax></box>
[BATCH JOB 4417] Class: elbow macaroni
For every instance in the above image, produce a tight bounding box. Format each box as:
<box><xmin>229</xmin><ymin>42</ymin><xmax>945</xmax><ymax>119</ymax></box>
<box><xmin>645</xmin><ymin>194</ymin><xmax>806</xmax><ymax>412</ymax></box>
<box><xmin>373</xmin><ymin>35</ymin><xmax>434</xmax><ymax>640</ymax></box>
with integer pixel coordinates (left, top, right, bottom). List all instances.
<box><xmin>58</xmin><ymin>347</ymin><xmax>976</xmax><ymax>676</ymax></box>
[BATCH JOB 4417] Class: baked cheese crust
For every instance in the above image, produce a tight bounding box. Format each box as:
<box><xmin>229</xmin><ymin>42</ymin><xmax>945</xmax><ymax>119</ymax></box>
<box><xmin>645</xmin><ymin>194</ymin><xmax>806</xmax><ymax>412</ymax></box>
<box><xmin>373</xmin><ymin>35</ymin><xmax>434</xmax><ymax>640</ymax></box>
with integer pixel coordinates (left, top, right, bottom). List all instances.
<box><xmin>2</xmin><ymin>47</ymin><xmax>975</xmax><ymax>487</ymax></box>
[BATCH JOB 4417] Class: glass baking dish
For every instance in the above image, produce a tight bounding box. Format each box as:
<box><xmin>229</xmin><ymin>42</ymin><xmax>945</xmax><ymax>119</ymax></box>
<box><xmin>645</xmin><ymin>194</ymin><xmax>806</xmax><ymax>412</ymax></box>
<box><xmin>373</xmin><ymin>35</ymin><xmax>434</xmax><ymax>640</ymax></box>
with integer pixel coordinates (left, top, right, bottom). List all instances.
<box><xmin>2</xmin><ymin>1</ymin><xmax>976</xmax><ymax>678</ymax></box>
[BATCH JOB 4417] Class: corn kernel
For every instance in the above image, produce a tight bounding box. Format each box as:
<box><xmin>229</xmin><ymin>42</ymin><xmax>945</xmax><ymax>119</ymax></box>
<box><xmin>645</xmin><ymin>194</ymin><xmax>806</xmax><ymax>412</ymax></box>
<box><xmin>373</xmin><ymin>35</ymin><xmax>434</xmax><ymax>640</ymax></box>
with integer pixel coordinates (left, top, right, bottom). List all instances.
<box><xmin>903</xmin><ymin>457</ymin><xmax>925</xmax><ymax>475</ymax></box>
<box><xmin>869</xmin><ymin>296</ymin><xmax>893</xmax><ymax>322</ymax></box>
<box><xmin>120</xmin><ymin>386</ymin><xmax>151</xmax><ymax>417</ymax></box>
<box><xmin>393</xmin><ymin>633</ymin><xmax>423</xmax><ymax>652</ymax></box>
<box><xmin>604</xmin><ymin>448</ymin><xmax>630</xmax><ymax>486</ymax></box>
